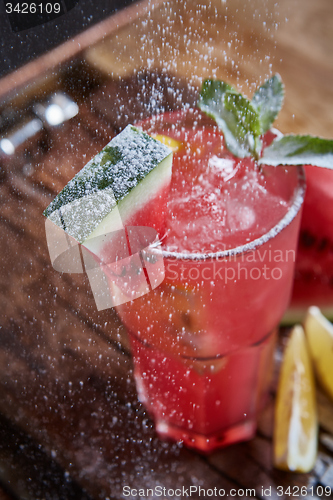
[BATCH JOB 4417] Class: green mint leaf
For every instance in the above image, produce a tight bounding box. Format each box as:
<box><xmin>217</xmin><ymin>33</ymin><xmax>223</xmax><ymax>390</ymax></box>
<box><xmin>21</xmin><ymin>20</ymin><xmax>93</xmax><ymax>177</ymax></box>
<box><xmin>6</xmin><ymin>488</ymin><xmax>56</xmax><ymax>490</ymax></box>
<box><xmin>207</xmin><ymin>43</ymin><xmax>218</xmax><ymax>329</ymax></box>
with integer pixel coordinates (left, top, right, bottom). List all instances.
<box><xmin>222</xmin><ymin>92</ymin><xmax>262</xmax><ymax>157</ymax></box>
<box><xmin>252</xmin><ymin>74</ymin><xmax>284</xmax><ymax>134</ymax></box>
<box><xmin>198</xmin><ymin>79</ymin><xmax>261</xmax><ymax>158</ymax></box>
<box><xmin>199</xmin><ymin>78</ymin><xmax>235</xmax><ymax>103</ymax></box>
<box><xmin>259</xmin><ymin>135</ymin><xmax>333</xmax><ymax>168</ymax></box>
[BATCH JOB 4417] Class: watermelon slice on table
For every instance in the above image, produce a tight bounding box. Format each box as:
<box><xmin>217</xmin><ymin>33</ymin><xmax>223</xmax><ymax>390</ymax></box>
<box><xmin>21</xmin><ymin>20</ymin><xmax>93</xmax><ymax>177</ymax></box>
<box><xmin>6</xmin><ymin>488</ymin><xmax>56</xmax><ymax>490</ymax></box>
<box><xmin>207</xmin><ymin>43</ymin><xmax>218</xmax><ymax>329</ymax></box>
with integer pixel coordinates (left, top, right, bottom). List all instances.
<box><xmin>44</xmin><ymin>124</ymin><xmax>173</xmax><ymax>309</ymax></box>
<box><xmin>285</xmin><ymin>165</ymin><xmax>333</xmax><ymax>323</ymax></box>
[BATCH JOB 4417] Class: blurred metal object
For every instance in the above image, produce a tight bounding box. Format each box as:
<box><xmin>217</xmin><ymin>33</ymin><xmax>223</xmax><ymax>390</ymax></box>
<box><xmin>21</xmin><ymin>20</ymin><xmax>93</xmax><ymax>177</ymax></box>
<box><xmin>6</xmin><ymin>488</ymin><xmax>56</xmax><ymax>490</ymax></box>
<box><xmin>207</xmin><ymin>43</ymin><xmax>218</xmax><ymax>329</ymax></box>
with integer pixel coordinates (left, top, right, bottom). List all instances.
<box><xmin>0</xmin><ymin>118</ymin><xmax>43</xmax><ymax>157</ymax></box>
<box><xmin>0</xmin><ymin>92</ymin><xmax>79</xmax><ymax>178</ymax></box>
<box><xmin>0</xmin><ymin>115</ymin><xmax>47</xmax><ymax>181</ymax></box>
<box><xmin>0</xmin><ymin>92</ymin><xmax>79</xmax><ymax>156</ymax></box>
<box><xmin>33</xmin><ymin>92</ymin><xmax>79</xmax><ymax>127</ymax></box>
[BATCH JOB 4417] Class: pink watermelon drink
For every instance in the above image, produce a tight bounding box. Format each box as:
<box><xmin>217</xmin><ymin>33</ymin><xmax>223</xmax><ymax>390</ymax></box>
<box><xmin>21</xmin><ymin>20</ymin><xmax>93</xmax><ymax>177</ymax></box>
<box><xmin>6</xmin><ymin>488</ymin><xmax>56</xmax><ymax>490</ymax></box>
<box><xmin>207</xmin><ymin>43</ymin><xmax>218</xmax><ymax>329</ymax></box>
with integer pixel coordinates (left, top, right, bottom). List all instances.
<box><xmin>115</xmin><ymin>108</ymin><xmax>306</xmax><ymax>452</ymax></box>
<box><xmin>289</xmin><ymin>165</ymin><xmax>333</xmax><ymax>320</ymax></box>
<box><xmin>43</xmin><ymin>75</ymin><xmax>332</xmax><ymax>452</ymax></box>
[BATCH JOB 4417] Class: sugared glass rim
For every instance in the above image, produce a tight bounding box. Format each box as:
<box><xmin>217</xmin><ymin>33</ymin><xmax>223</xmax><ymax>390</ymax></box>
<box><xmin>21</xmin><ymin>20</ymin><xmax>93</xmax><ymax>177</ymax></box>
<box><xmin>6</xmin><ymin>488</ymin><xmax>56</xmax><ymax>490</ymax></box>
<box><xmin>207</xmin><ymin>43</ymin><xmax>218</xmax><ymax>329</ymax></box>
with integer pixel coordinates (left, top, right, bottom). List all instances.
<box><xmin>138</xmin><ymin>109</ymin><xmax>307</xmax><ymax>262</ymax></box>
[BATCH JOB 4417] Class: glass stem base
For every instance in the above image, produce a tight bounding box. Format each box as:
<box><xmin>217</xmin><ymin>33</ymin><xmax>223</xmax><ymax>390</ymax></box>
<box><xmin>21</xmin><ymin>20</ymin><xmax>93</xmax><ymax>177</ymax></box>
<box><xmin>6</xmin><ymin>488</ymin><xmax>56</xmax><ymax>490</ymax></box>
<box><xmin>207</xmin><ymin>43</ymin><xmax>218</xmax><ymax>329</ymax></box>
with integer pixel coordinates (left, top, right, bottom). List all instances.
<box><xmin>155</xmin><ymin>419</ymin><xmax>256</xmax><ymax>454</ymax></box>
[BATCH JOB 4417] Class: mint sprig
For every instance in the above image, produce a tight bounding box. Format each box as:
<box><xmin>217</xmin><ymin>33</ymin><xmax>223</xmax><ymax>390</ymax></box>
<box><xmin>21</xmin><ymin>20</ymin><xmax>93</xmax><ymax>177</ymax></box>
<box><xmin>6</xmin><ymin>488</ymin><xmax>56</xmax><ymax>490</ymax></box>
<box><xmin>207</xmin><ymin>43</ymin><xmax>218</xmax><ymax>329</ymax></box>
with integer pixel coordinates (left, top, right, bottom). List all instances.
<box><xmin>198</xmin><ymin>75</ymin><xmax>284</xmax><ymax>159</ymax></box>
<box><xmin>198</xmin><ymin>75</ymin><xmax>333</xmax><ymax>169</ymax></box>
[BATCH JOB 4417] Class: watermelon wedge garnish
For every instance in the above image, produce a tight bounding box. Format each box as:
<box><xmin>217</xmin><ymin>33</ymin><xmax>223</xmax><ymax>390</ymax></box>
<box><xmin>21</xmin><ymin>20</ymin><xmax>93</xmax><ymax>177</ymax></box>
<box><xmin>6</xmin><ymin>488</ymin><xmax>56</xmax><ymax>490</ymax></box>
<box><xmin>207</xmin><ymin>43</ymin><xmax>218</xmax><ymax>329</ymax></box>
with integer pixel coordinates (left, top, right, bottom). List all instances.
<box><xmin>44</xmin><ymin>124</ymin><xmax>173</xmax><ymax>309</ymax></box>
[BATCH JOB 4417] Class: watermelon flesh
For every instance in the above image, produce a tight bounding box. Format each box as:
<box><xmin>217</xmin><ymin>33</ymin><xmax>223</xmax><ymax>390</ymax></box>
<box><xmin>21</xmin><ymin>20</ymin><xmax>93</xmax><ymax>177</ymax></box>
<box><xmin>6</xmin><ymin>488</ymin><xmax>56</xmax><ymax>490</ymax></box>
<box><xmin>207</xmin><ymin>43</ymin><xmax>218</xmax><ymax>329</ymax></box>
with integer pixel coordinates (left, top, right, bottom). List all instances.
<box><xmin>286</xmin><ymin>165</ymin><xmax>333</xmax><ymax>322</ymax></box>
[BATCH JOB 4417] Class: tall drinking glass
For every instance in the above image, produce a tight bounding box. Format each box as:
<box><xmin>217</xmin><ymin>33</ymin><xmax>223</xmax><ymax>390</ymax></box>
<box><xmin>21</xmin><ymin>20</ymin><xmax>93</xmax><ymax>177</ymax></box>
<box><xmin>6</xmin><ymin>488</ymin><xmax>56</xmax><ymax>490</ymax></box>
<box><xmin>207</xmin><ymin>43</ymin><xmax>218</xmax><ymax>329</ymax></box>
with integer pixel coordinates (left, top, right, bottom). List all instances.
<box><xmin>113</xmin><ymin>109</ymin><xmax>306</xmax><ymax>453</ymax></box>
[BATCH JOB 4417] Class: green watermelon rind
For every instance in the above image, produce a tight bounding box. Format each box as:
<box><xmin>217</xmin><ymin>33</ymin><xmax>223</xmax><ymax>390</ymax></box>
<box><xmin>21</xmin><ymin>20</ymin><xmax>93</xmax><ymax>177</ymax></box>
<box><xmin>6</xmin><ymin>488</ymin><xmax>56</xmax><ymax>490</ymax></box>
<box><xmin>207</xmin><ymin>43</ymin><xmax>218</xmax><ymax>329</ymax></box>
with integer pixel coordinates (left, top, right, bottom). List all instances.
<box><xmin>83</xmin><ymin>154</ymin><xmax>172</xmax><ymax>254</ymax></box>
<box><xmin>44</xmin><ymin>125</ymin><xmax>173</xmax><ymax>244</ymax></box>
<box><xmin>282</xmin><ymin>306</ymin><xmax>333</xmax><ymax>325</ymax></box>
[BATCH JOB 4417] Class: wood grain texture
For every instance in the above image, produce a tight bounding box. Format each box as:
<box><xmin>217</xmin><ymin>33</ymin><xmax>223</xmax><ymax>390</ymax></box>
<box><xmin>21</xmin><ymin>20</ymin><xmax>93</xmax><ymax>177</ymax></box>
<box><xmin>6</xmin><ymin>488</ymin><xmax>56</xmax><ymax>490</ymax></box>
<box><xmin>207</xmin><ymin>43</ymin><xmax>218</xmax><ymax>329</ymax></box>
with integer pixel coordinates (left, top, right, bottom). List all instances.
<box><xmin>85</xmin><ymin>0</ymin><xmax>333</xmax><ymax>139</ymax></box>
<box><xmin>0</xmin><ymin>0</ymin><xmax>333</xmax><ymax>498</ymax></box>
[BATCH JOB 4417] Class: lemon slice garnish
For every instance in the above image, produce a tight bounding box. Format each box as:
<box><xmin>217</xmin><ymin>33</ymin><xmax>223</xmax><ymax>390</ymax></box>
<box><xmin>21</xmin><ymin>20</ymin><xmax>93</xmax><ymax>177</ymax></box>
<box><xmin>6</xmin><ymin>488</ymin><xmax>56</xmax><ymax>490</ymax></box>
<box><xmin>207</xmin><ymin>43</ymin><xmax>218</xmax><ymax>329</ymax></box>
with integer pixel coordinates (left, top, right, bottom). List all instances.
<box><xmin>274</xmin><ymin>325</ymin><xmax>318</xmax><ymax>472</ymax></box>
<box><xmin>151</xmin><ymin>134</ymin><xmax>182</xmax><ymax>152</ymax></box>
<box><xmin>304</xmin><ymin>306</ymin><xmax>333</xmax><ymax>401</ymax></box>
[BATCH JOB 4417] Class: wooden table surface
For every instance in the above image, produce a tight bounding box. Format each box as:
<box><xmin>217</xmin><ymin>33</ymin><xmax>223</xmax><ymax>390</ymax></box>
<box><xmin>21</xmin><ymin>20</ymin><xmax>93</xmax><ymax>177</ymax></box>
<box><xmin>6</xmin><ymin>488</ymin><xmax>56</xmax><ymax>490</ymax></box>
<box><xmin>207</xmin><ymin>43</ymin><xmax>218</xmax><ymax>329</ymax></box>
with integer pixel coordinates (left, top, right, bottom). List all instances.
<box><xmin>0</xmin><ymin>0</ymin><xmax>333</xmax><ymax>498</ymax></box>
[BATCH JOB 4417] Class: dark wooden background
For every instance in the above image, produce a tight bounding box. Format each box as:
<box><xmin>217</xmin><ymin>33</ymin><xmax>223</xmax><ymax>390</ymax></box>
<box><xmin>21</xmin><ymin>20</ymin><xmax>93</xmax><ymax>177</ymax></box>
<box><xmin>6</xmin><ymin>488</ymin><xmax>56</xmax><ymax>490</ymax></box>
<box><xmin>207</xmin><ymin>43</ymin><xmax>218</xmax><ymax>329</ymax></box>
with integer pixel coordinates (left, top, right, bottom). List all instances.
<box><xmin>0</xmin><ymin>0</ymin><xmax>332</xmax><ymax>498</ymax></box>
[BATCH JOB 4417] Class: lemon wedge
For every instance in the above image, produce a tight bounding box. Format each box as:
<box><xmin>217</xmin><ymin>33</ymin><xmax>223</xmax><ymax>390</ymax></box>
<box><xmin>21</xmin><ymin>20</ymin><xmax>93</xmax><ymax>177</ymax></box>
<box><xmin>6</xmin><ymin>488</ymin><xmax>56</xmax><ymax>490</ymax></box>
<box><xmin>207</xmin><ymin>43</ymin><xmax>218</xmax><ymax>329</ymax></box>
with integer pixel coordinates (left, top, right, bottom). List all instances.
<box><xmin>152</xmin><ymin>134</ymin><xmax>182</xmax><ymax>152</ymax></box>
<box><xmin>274</xmin><ymin>325</ymin><xmax>318</xmax><ymax>472</ymax></box>
<box><xmin>304</xmin><ymin>306</ymin><xmax>333</xmax><ymax>401</ymax></box>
